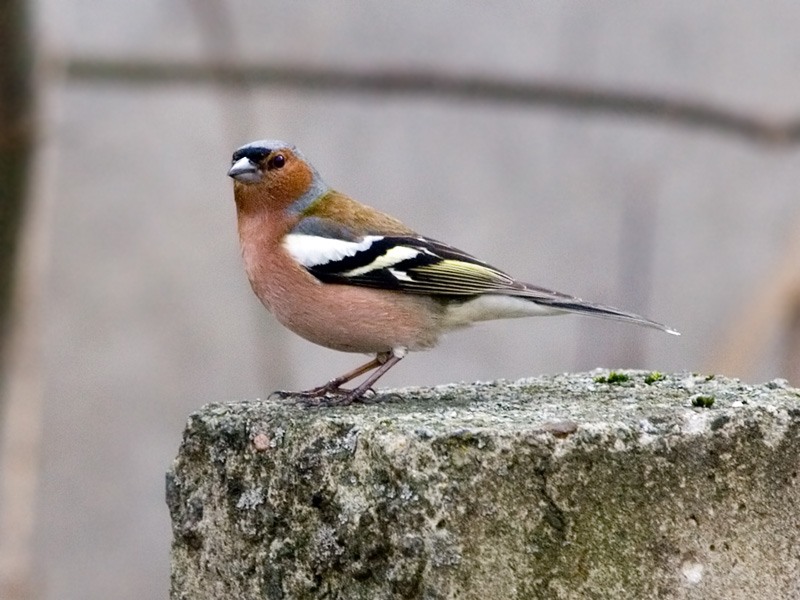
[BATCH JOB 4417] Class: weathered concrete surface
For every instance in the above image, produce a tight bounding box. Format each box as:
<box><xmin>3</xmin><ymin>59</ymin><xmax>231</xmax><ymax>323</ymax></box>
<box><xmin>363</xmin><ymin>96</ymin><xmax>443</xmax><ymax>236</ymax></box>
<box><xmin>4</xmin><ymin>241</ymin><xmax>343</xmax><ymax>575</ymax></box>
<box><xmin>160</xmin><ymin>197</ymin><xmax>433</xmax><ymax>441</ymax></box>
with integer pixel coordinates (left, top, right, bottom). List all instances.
<box><xmin>167</xmin><ymin>372</ymin><xmax>800</xmax><ymax>600</ymax></box>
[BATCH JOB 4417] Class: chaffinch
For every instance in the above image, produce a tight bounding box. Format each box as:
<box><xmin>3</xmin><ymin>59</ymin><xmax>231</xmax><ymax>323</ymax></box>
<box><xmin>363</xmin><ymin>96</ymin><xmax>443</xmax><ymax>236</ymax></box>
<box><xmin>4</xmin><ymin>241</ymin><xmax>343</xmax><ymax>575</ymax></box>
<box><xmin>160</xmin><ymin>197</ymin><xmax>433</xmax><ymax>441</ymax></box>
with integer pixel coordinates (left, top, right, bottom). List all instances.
<box><xmin>227</xmin><ymin>139</ymin><xmax>678</xmax><ymax>405</ymax></box>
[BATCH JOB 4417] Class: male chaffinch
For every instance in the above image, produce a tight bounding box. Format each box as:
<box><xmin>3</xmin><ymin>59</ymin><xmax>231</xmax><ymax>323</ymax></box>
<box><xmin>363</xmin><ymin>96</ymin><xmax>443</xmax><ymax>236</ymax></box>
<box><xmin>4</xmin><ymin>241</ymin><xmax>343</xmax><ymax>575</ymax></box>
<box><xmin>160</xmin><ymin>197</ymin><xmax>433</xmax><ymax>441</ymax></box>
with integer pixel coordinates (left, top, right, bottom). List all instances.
<box><xmin>228</xmin><ymin>139</ymin><xmax>678</xmax><ymax>405</ymax></box>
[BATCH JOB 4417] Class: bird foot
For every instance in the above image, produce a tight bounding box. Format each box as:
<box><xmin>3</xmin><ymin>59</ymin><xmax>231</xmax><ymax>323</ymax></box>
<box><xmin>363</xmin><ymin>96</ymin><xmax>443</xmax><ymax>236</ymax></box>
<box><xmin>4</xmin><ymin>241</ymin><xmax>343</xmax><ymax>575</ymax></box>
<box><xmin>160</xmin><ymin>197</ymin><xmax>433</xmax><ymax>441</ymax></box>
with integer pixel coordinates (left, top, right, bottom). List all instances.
<box><xmin>268</xmin><ymin>387</ymin><xmax>376</xmax><ymax>407</ymax></box>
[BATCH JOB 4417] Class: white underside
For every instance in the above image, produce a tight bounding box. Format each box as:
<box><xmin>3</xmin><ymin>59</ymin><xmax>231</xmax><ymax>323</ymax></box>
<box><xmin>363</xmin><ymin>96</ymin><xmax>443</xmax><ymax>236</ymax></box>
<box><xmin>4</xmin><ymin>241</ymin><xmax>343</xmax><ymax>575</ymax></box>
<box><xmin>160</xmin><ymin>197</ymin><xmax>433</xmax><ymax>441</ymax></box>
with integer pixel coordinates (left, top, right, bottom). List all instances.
<box><xmin>441</xmin><ymin>294</ymin><xmax>564</xmax><ymax>330</ymax></box>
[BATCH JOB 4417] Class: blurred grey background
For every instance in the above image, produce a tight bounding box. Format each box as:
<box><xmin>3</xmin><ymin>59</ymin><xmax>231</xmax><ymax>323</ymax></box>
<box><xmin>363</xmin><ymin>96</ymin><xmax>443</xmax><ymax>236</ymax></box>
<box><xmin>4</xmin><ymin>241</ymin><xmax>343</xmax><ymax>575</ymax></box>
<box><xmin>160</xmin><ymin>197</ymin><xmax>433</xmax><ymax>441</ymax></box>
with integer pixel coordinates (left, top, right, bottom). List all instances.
<box><xmin>1</xmin><ymin>1</ymin><xmax>800</xmax><ymax>599</ymax></box>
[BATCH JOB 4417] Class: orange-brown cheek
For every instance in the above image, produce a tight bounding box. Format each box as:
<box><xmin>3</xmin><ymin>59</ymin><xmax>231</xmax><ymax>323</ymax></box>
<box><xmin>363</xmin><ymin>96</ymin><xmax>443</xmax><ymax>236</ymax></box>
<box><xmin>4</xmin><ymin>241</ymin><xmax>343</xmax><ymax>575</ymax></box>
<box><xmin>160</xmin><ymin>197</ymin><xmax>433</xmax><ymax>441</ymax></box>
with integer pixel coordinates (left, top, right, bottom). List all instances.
<box><xmin>233</xmin><ymin>162</ymin><xmax>313</xmax><ymax>214</ymax></box>
<box><xmin>265</xmin><ymin>163</ymin><xmax>313</xmax><ymax>211</ymax></box>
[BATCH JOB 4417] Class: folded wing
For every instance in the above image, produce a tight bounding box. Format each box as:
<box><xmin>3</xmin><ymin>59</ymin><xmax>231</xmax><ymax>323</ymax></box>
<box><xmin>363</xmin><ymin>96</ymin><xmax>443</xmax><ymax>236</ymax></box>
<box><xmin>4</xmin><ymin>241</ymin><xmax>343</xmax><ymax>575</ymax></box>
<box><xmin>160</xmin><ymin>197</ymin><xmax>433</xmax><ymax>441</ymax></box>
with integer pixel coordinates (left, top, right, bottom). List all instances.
<box><xmin>283</xmin><ymin>228</ymin><xmax>679</xmax><ymax>334</ymax></box>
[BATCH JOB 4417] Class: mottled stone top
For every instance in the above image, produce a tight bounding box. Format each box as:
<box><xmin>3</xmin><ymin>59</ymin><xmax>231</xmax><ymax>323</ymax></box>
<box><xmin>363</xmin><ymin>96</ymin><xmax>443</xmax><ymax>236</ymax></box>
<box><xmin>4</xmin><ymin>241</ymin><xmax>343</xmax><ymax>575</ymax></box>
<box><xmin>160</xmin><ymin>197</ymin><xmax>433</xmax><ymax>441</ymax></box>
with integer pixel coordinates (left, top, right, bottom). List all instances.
<box><xmin>169</xmin><ymin>372</ymin><xmax>800</xmax><ymax>600</ymax></box>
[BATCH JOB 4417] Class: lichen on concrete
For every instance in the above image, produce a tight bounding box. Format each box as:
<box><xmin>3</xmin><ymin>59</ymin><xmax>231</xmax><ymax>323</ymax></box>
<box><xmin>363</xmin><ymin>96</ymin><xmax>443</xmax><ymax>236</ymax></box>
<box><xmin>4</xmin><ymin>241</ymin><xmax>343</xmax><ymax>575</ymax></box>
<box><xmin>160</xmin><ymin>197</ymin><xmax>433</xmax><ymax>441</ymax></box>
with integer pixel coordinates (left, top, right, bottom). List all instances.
<box><xmin>167</xmin><ymin>371</ymin><xmax>800</xmax><ymax>599</ymax></box>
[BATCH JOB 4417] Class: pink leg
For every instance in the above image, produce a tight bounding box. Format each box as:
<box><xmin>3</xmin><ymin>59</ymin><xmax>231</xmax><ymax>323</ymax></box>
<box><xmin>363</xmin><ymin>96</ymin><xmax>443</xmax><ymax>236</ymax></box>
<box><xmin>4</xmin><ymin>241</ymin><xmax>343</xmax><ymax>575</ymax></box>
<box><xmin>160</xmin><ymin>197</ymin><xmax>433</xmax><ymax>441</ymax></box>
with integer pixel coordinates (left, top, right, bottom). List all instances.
<box><xmin>273</xmin><ymin>350</ymin><xmax>406</xmax><ymax>406</ymax></box>
<box><xmin>299</xmin><ymin>353</ymin><xmax>389</xmax><ymax>397</ymax></box>
<box><xmin>333</xmin><ymin>351</ymin><xmax>405</xmax><ymax>406</ymax></box>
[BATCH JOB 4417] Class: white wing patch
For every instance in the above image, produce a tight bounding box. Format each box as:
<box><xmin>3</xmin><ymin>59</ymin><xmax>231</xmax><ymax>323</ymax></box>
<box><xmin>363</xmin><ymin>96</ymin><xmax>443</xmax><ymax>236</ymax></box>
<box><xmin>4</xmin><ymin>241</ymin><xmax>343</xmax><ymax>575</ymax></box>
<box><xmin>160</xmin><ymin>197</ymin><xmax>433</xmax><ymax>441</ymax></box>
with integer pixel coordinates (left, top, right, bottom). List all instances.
<box><xmin>283</xmin><ymin>233</ymin><xmax>383</xmax><ymax>267</ymax></box>
<box><xmin>343</xmin><ymin>246</ymin><xmax>421</xmax><ymax>277</ymax></box>
<box><xmin>389</xmin><ymin>268</ymin><xmax>414</xmax><ymax>282</ymax></box>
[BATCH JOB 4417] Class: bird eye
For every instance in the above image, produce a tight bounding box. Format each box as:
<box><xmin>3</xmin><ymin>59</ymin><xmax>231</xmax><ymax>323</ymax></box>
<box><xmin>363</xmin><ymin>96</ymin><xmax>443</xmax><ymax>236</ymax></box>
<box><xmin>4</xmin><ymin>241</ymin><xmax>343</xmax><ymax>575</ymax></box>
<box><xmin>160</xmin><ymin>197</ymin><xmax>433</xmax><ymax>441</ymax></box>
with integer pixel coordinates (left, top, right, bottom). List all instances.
<box><xmin>267</xmin><ymin>154</ymin><xmax>286</xmax><ymax>170</ymax></box>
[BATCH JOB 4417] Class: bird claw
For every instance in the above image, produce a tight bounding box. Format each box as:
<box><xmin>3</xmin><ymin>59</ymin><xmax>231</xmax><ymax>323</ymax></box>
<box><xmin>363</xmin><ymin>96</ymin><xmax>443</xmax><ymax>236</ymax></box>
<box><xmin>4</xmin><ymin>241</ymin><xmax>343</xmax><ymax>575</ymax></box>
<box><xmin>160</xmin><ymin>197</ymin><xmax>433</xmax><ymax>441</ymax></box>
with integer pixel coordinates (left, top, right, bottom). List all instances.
<box><xmin>268</xmin><ymin>387</ymin><xmax>375</xmax><ymax>407</ymax></box>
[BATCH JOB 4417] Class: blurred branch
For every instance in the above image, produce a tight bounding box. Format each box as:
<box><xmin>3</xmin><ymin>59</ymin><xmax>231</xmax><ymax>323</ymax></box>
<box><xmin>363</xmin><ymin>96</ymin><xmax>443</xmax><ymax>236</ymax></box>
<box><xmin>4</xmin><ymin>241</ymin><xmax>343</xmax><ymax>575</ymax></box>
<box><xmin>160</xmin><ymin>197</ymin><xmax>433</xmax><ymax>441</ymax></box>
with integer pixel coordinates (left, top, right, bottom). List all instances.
<box><xmin>709</xmin><ymin>216</ymin><xmax>800</xmax><ymax>384</ymax></box>
<box><xmin>0</xmin><ymin>4</ymin><xmax>49</xmax><ymax>599</ymax></box>
<box><xmin>788</xmin><ymin>297</ymin><xmax>800</xmax><ymax>385</ymax></box>
<box><xmin>0</xmin><ymin>55</ymin><xmax>55</xmax><ymax>600</ymax></box>
<box><xmin>64</xmin><ymin>57</ymin><xmax>800</xmax><ymax>145</ymax></box>
<box><xmin>0</xmin><ymin>0</ymin><xmax>35</xmax><ymax>391</ymax></box>
<box><xmin>0</xmin><ymin>0</ymin><xmax>43</xmax><ymax>596</ymax></box>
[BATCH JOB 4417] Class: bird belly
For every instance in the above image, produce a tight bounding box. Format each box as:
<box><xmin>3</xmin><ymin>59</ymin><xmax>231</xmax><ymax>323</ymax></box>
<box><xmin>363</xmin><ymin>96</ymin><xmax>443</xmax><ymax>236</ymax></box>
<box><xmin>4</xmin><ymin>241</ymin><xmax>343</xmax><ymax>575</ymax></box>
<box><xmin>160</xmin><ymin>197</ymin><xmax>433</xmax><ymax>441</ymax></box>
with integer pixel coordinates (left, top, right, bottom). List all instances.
<box><xmin>245</xmin><ymin>245</ymin><xmax>444</xmax><ymax>353</ymax></box>
<box><xmin>275</xmin><ymin>285</ymin><xmax>444</xmax><ymax>353</ymax></box>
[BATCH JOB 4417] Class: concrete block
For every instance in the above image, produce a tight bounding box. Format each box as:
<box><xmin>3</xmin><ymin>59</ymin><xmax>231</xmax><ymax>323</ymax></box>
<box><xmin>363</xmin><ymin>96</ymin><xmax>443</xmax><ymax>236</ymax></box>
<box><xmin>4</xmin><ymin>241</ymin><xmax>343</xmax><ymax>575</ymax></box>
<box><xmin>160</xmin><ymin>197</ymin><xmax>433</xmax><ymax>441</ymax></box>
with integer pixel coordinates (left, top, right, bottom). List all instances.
<box><xmin>167</xmin><ymin>372</ymin><xmax>800</xmax><ymax>599</ymax></box>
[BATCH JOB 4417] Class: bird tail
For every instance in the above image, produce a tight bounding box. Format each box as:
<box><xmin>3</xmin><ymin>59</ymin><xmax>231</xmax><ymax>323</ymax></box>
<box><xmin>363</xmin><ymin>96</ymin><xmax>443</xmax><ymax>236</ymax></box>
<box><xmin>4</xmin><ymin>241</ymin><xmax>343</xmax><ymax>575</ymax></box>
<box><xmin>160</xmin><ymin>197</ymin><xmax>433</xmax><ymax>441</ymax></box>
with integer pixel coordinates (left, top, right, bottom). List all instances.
<box><xmin>531</xmin><ymin>294</ymin><xmax>680</xmax><ymax>335</ymax></box>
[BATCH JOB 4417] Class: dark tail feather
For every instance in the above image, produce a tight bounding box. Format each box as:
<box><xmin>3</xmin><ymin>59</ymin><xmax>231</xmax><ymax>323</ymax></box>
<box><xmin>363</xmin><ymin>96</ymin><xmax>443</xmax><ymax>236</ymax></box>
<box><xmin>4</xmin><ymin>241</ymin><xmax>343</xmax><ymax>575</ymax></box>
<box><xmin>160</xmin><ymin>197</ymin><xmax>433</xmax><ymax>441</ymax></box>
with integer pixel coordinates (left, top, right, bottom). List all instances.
<box><xmin>537</xmin><ymin>297</ymin><xmax>680</xmax><ymax>335</ymax></box>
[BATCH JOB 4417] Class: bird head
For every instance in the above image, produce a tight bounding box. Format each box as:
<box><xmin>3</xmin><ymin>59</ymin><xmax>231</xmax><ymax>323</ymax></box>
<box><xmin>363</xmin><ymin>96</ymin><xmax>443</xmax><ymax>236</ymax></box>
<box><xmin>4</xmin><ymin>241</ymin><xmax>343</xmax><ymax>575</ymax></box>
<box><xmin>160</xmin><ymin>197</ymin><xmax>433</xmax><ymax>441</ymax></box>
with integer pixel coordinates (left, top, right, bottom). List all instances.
<box><xmin>228</xmin><ymin>140</ymin><xmax>328</xmax><ymax>214</ymax></box>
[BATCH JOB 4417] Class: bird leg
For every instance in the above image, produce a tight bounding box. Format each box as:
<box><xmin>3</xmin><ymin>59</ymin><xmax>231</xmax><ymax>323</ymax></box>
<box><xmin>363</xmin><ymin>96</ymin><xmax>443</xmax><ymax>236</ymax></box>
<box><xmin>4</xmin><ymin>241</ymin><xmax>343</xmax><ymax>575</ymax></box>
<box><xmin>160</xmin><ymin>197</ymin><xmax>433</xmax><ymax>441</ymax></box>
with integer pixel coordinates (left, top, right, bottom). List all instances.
<box><xmin>333</xmin><ymin>351</ymin><xmax>405</xmax><ymax>406</ymax></box>
<box><xmin>286</xmin><ymin>351</ymin><xmax>394</xmax><ymax>400</ymax></box>
<box><xmin>274</xmin><ymin>349</ymin><xmax>406</xmax><ymax>406</ymax></box>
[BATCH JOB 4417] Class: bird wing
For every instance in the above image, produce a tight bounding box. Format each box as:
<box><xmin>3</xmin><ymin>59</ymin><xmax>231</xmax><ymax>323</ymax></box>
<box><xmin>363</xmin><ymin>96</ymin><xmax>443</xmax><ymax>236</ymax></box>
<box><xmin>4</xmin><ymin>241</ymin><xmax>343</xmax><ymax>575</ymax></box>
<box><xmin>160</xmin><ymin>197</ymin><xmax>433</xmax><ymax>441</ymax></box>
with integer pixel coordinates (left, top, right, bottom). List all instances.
<box><xmin>283</xmin><ymin>223</ymin><xmax>680</xmax><ymax>334</ymax></box>
<box><xmin>283</xmin><ymin>228</ymin><xmax>526</xmax><ymax>297</ymax></box>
